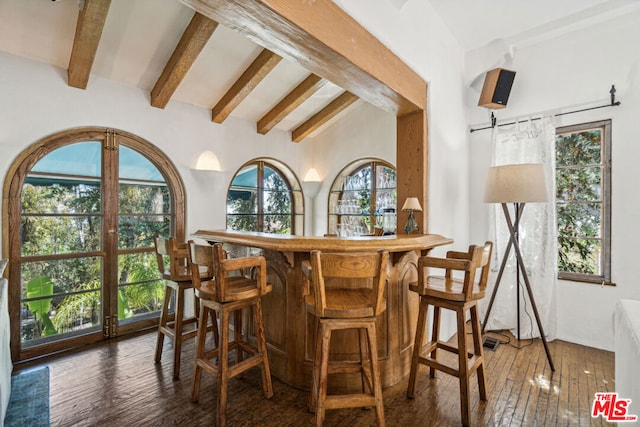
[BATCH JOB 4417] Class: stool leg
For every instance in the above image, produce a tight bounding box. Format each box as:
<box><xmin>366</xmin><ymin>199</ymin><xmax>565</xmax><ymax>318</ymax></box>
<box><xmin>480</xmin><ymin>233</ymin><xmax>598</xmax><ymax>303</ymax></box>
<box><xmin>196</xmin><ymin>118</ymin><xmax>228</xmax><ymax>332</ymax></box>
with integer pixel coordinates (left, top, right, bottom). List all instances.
<box><xmin>456</xmin><ymin>307</ymin><xmax>470</xmax><ymax>427</ymax></box>
<box><xmin>430</xmin><ymin>306</ymin><xmax>441</xmax><ymax>378</ymax></box>
<box><xmin>155</xmin><ymin>285</ymin><xmax>172</xmax><ymax>363</ymax></box>
<box><xmin>191</xmin><ymin>305</ymin><xmax>209</xmax><ymax>402</ymax></box>
<box><xmin>358</xmin><ymin>328</ymin><xmax>372</xmax><ymax>395</ymax></box>
<box><xmin>217</xmin><ymin>310</ymin><xmax>230</xmax><ymax>427</ymax></box>
<box><xmin>366</xmin><ymin>322</ymin><xmax>385</xmax><ymax>427</ymax></box>
<box><xmin>209</xmin><ymin>307</ymin><xmax>219</xmax><ymax>347</ymax></box>
<box><xmin>407</xmin><ymin>297</ymin><xmax>428</xmax><ymax>398</ymax></box>
<box><xmin>315</xmin><ymin>322</ymin><xmax>331</xmax><ymax>427</ymax></box>
<box><xmin>234</xmin><ymin>309</ymin><xmax>243</xmax><ymax>365</ymax></box>
<box><xmin>254</xmin><ymin>299</ymin><xmax>273</xmax><ymax>399</ymax></box>
<box><xmin>470</xmin><ymin>304</ymin><xmax>487</xmax><ymax>400</ymax></box>
<box><xmin>308</xmin><ymin>317</ymin><xmax>321</xmax><ymax>413</ymax></box>
<box><xmin>173</xmin><ymin>286</ymin><xmax>185</xmax><ymax>379</ymax></box>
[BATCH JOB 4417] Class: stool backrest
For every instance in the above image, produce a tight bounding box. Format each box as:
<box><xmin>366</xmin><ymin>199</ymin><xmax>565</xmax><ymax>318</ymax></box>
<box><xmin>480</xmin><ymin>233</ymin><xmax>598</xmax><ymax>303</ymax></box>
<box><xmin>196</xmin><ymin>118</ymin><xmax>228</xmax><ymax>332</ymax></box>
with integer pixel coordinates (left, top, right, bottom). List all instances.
<box><xmin>420</xmin><ymin>241</ymin><xmax>493</xmax><ymax>300</ymax></box>
<box><xmin>310</xmin><ymin>250</ymin><xmax>389</xmax><ymax>317</ymax></box>
<box><xmin>154</xmin><ymin>237</ymin><xmax>191</xmax><ymax>281</ymax></box>
<box><xmin>187</xmin><ymin>241</ymin><xmax>216</xmax><ymax>288</ymax></box>
<box><xmin>212</xmin><ymin>243</ymin><xmax>267</xmax><ymax>301</ymax></box>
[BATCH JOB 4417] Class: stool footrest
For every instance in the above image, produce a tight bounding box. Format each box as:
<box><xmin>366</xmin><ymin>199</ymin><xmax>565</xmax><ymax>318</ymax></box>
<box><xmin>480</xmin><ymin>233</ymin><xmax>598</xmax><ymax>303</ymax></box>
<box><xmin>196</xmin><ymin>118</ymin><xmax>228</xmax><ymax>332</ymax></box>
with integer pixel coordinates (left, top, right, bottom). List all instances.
<box><xmin>325</xmin><ymin>394</ymin><xmax>376</xmax><ymax>410</ymax></box>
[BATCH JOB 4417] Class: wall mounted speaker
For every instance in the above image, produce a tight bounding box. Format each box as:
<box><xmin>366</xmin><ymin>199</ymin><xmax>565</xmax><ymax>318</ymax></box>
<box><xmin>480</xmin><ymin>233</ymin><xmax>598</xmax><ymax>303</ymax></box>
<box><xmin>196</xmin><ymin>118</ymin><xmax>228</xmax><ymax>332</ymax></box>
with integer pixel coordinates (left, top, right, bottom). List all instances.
<box><xmin>478</xmin><ymin>68</ymin><xmax>516</xmax><ymax>109</ymax></box>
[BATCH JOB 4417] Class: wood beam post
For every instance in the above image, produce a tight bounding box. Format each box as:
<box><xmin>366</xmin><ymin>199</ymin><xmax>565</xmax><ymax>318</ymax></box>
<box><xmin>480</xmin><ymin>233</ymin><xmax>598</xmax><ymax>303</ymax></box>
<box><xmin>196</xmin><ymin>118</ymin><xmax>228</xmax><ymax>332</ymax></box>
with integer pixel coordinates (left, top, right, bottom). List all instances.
<box><xmin>397</xmin><ymin>109</ymin><xmax>428</xmax><ymax>234</ymax></box>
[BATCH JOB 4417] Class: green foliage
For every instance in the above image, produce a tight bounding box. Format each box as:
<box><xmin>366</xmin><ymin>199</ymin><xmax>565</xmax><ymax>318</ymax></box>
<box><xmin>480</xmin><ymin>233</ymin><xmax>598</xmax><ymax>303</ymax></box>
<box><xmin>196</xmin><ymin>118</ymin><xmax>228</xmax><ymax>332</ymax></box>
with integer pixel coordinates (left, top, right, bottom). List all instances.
<box><xmin>26</xmin><ymin>277</ymin><xmax>57</xmax><ymax>337</ymax></box>
<box><xmin>556</xmin><ymin>129</ymin><xmax>603</xmax><ymax>276</ymax></box>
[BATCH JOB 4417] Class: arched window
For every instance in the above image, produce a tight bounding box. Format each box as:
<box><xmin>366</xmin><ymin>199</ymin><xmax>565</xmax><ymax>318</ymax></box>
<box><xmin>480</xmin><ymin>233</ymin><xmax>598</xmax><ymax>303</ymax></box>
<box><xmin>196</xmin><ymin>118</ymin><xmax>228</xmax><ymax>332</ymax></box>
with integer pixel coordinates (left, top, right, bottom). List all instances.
<box><xmin>328</xmin><ymin>159</ymin><xmax>396</xmax><ymax>236</ymax></box>
<box><xmin>3</xmin><ymin>128</ymin><xmax>185</xmax><ymax>361</ymax></box>
<box><xmin>226</xmin><ymin>159</ymin><xmax>303</xmax><ymax>235</ymax></box>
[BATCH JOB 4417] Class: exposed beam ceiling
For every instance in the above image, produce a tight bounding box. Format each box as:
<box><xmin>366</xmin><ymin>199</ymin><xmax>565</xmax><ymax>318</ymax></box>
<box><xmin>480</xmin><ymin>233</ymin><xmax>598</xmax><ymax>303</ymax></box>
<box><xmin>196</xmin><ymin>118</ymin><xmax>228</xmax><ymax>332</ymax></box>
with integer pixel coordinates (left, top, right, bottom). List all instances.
<box><xmin>211</xmin><ymin>48</ymin><xmax>282</xmax><ymax>123</ymax></box>
<box><xmin>67</xmin><ymin>0</ymin><xmax>112</xmax><ymax>89</ymax></box>
<box><xmin>257</xmin><ymin>74</ymin><xmax>327</xmax><ymax>135</ymax></box>
<box><xmin>151</xmin><ymin>12</ymin><xmax>219</xmax><ymax>109</ymax></box>
<box><xmin>292</xmin><ymin>91</ymin><xmax>358</xmax><ymax>143</ymax></box>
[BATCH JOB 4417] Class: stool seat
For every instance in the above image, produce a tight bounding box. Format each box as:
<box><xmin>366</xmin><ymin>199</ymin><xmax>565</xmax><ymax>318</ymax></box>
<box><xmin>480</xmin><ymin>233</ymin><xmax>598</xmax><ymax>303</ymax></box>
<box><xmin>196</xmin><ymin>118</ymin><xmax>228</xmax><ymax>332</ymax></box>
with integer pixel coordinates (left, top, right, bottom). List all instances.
<box><xmin>407</xmin><ymin>242</ymin><xmax>493</xmax><ymax>427</ymax></box>
<box><xmin>409</xmin><ymin>276</ymin><xmax>485</xmax><ymax>302</ymax></box>
<box><xmin>196</xmin><ymin>279</ymin><xmax>273</xmax><ymax>302</ymax></box>
<box><xmin>305</xmin><ymin>289</ymin><xmax>386</xmax><ymax>319</ymax></box>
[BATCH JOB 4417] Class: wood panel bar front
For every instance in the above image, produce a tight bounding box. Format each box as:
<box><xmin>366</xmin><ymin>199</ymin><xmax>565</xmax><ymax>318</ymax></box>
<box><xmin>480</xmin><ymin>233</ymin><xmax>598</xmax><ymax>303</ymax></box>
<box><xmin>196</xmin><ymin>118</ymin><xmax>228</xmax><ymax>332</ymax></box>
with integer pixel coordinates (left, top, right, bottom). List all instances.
<box><xmin>192</xmin><ymin>230</ymin><xmax>453</xmax><ymax>392</ymax></box>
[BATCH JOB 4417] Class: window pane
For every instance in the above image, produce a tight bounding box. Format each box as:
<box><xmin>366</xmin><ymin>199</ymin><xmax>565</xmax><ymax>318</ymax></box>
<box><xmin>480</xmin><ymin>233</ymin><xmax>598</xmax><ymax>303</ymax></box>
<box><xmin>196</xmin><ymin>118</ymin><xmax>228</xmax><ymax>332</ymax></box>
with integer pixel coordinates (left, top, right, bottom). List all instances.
<box><xmin>556</xmin><ymin>129</ymin><xmax>602</xmax><ymax>166</ymax></box>
<box><xmin>227</xmin><ymin>189</ymin><xmax>257</xmax><ymax>214</ymax></box>
<box><xmin>558</xmin><ymin>237</ymin><xmax>601</xmax><ymax>275</ymax></box>
<box><xmin>263</xmin><ymin>190</ymin><xmax>291</xmax><ymax>214</ymax></box>
<box><xmin>264</xmin><ymin>214</ymin><xmax>291</xmax><ymax>234</ymax></box>
<box><xmin>227</xmin><ymin>214</ymin><xmax>257</xmax><ymax>232</ymax></box>
<box><xmin>557</xmin><ymin>203</ymin><xmax>601</xmax><ymax>238</ymax></box>
<box><xmin>20</xmin><ymin>257</ymin><xmax>102</xmax><ymax>344</ymax></box>
<box><xmin>119</xmin><ymin>146</ymin><xmax>164</xmax><ymax>182</ymax></box>
<box><xmin>118</xmin><ymin>281</ymin><xmax>165</xmax><ymax>321</ymax></box>
<box><xmin>376</xmin><ymin>165</ymin><xmax>396</xmax><ymax>189</ymax></box>
<box><xmin>231</xmin><ymin>164</ymin><xmax>257</xmax><ymax>188</ymax></box>
<box><xmin>119</xmin><ymin>184</ymin><xmax>170</xmax><ymax>214</ymax></box>
<box><xmin>31</xmin><ymin>142</ymin><xmax>101</xmax><ymax>177</ymax></box>
<box><xmin>118</xmin><ymin>252</ymin><xmax>164</xmax><ymax>321</ymax></box>
<box><xmin>118</xmin><ymin>216</ymin><xmax>170</xmax><ymax>249</ymax></box>
<box><xmin>21</xmin><ymin>216</ymin><xmax>102</xmax><ymax>256</ymax></box>
<box><xmin>22</xmin><ymin>180</ymin><xmax>101</xmax><ymax>214</ymax></box>
<box><xmin>556</xmin><ymin>167</ymin><xmax>601</xmax><ymax>202</ymax></box>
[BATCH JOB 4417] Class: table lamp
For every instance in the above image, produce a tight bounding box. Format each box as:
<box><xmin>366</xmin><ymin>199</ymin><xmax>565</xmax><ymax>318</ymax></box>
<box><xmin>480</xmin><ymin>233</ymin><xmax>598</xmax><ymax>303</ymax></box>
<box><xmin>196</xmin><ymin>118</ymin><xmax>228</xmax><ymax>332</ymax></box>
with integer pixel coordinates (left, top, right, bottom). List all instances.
<box><xmin>401</xmin><ymin>197</ymin><xmax>422</xmax><ymax>234</ymax></box>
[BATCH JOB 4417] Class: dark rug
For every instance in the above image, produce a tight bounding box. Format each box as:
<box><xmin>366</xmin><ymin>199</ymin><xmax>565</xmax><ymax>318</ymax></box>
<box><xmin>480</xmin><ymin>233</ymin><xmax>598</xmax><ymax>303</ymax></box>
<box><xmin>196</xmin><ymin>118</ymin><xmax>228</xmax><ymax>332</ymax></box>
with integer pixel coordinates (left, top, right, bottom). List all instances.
<box><xmin>4</xmin><ymin>366</ymin><xmax>50</xmax><ymax>427</ymax></box>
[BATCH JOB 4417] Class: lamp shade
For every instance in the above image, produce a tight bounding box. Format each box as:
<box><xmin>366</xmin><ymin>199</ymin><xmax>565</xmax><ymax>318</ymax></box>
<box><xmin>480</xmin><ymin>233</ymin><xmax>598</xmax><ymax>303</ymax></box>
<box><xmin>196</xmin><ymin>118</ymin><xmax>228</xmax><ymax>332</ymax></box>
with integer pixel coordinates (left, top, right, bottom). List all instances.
<box><xmin>401</xmin><ymin>197</ymin><xmax>422</xmax><ymax>212</ymax></box>
<box><xmin>483</xmin><ymin>163</ymin><xmax>548</xmax><ymax>203</ymax></box>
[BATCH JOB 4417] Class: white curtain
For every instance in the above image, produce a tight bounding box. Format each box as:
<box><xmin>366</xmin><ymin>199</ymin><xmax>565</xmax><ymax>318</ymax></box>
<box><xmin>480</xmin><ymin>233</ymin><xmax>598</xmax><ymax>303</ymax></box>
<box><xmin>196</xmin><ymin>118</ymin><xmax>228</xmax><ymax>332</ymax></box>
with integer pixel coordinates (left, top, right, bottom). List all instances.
<box><xmin>480</xmin><ymin>117</ymin><xmax>558</xmax><ymax>340</ymax></box>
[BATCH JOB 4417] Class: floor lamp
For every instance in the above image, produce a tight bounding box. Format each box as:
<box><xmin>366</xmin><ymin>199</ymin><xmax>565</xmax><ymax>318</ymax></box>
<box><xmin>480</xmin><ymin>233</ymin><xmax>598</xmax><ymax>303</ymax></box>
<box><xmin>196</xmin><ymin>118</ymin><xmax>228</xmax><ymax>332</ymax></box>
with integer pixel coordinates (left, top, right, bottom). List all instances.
<box><xmin>482</xmin><ymin>163</ymin><xmax>555</xmax><ymax>372</ymax></box>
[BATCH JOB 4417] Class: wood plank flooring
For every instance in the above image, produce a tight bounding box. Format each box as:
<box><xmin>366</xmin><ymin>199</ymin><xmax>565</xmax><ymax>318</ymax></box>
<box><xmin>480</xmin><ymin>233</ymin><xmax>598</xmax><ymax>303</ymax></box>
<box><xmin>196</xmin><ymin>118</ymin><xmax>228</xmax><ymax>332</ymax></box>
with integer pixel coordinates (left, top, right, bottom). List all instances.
<box><xmin>17</xmin><ymin>329</ymin><xmax>615</xmax><ymax>426</ymax></box>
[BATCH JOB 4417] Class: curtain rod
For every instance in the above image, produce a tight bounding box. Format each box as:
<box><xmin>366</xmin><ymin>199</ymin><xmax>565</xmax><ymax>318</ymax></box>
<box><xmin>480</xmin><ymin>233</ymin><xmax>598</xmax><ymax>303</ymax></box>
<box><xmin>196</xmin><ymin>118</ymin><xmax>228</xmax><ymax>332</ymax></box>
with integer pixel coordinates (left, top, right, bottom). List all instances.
<box><xmin>469</xmin><ymin>85</ymin><xmax>621</xmax><ymax>134</ymax></box>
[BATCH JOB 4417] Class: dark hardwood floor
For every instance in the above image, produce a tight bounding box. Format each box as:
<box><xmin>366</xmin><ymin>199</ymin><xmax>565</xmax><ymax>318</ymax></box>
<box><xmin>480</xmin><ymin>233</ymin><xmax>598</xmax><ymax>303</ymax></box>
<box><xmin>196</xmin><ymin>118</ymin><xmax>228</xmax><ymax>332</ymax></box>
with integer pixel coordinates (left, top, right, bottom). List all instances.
<box><xmin>18</xmin><ymin>328</ymin><xmax>614</xmax><ymax>426</ymax></box>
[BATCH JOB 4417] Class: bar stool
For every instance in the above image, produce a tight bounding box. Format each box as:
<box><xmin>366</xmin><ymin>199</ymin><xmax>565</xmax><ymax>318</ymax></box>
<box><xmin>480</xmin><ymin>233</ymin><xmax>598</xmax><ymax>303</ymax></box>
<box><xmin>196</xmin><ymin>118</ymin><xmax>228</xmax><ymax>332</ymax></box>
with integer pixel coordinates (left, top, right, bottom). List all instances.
<box><xmin>154</xmin><ymin>237</ymin><xmax>207</xmax><ymax>379</ymax></box>
<box><xmin>407</xmin><ymin>242</ymin><xmax>493</xmax><ymax>427</ymax></box>
<box><xmin>305</xmin><ymin>250</ymin><xmax>389</xmax><ymax>427</ymax></box>
<box><xmin>189</xmin><ymin>241</ymin><xmax>273</xmax><ymax>427</ymax></box>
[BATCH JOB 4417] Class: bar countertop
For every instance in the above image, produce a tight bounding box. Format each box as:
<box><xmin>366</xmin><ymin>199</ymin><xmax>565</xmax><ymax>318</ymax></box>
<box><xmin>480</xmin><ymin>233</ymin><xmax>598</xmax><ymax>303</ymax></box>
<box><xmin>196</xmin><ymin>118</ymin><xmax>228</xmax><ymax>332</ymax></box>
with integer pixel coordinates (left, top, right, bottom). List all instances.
<box><xmin>191</xmin><ymin>229</ymin><xmax>453</xmax><ymax>253</ymax></box>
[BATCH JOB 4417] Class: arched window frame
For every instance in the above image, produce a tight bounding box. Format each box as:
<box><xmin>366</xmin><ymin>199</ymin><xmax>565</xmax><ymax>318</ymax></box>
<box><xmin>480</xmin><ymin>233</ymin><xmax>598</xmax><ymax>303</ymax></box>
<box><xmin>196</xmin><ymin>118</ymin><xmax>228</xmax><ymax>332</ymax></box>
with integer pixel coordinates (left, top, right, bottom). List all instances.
<box><xmin>226</xmin><ymin>158</ymin><xmax>303</xmax><ymax>235</ymax></box>
<box><xmin>328</xmin><ymin>158</ymin><xmax>397</xmax><ymax>236</ymax></box>
<box><xmin>2</xmin><ymin>127</ymin><xmax>186</xmax><ymax>361</ymax></box>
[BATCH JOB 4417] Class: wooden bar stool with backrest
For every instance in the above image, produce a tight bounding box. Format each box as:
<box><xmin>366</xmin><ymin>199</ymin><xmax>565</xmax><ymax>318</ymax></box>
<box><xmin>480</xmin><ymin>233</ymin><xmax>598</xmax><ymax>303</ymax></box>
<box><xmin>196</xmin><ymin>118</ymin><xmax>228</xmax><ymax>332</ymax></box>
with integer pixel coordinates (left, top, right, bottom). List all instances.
<box><xmin>305</xmin><ymin>250</ymin><xmax>389</xmax><ymax>427</ymax></box>
<box><xmin>154</xmin><ymin>237</ymin><xmax>206</xmax><ymax>379</ymax></box>
<box><xmin>188</xmin><ymin>241</ymin><xmax>273</xmax><ymax>427</ymax></box>
<box><xmin>407</xmin><ymin>241</ymin><xmax>493</xmax><ymax>426</ymax></box>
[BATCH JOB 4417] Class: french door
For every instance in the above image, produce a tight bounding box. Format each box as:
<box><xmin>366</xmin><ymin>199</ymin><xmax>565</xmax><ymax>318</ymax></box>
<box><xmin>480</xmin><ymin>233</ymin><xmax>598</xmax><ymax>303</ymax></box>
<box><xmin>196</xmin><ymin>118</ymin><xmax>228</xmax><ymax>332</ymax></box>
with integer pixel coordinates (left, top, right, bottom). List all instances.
<box><xmin>5</xmin><ymin>128</ymin><xmax>185</xmax><ymax>361</ymax></box>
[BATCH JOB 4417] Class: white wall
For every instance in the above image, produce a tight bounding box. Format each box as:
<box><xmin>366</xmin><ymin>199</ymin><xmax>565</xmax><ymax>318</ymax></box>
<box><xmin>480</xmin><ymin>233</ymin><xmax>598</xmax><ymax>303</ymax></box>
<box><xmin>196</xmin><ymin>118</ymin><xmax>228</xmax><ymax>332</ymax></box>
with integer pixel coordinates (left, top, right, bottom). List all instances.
<box><xmin>467</xmin><ymin>9</ymin><xmax>640</xmax><ymax>351</ymax></box>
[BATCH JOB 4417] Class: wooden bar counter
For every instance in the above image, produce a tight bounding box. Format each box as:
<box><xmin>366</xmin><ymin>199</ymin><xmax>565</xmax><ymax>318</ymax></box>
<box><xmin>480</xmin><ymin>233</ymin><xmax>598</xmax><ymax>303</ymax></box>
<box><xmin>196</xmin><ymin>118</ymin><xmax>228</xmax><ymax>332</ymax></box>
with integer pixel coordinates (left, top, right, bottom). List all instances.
<box><xmin>192</xmin><ymin>230</ymin><xmax>453</xmax><ymax>392</ymax></box>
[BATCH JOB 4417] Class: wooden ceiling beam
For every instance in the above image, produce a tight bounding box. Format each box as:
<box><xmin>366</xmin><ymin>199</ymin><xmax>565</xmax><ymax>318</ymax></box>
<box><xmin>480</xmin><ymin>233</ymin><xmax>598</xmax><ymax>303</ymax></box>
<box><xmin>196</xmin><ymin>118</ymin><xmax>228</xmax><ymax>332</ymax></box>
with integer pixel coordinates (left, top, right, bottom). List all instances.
<box><xmin>212</xmin><ymin>49</ymin><xmax>282</xmax><ymax>123</ymax></box>
<box><xmin>151</xmin><ymin>13</ymin><xmax>219</xmax><ymax>109</ymax></box>
<box><xmin>67</xmin><ymin>0</ymin><xmax>112</xmax><ymax>89</ymax></box>
<box><xmin>257</xmin><ymin>74</ymin><xmax>327</xmax><ymax>135</ymax></box>
<box><xmin>291</xmin><ymin>91</ymin><xmax>358</xmax><ymax>143</ymax></box>
<box><xmin>177</xmin><ymin>0</ymin><xmax>426</xmax><ymax>115</ymax></box>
